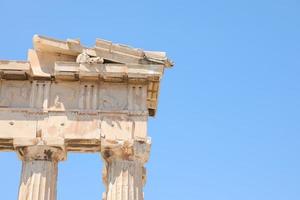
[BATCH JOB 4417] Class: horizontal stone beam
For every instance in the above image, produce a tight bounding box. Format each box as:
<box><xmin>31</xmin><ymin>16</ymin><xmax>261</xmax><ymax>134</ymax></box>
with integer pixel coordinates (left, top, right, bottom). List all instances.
<box><xmin>0</xmin><ymin>136</ymin><xmax>101</xmax><ymax>153</ymax></box>
<box><xmin>33</xmin><ymin>35</ymin><xmax>173</xmax><ymax>67</ymax></box>
<box><xmin>0</xmin><ymin>111</ymin><xmax>147</xmax><ymax>152</ymax></box>
<box><xmin>54</xmin><ymin>62</ymin><xmax>164</xmax><ymax>81</ymax></box>
<box><xmin>0</xmin><ymin>61</ymin><xmax>163</xmax><ymax>81</ymax></box>
<box><xmin>33</xmin><ymin>34</ymin><xmax>83</xmax><ymax>56</ymax></box>
<box><xmin>0</xmin><ymin>79</ymin><xmax>160</xmax><ymax>115</ymax></box>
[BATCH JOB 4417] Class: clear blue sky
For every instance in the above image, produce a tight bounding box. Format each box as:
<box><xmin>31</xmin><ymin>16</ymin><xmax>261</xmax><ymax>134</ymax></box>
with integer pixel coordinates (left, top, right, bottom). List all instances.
<box><xmin>0</xmin><ymin>0</ymin><xmax>300</xmax><ymax>199</ymax></box>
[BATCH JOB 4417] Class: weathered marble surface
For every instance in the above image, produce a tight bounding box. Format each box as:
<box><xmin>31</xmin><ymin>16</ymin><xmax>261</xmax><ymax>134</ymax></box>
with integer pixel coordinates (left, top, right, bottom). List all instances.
<box><xmin>0</xmin><ymin>35</ymin><xmax>172</xmax><ymax>200</ymax></box>
<box><xmin>101</xmin><ymin>139</ymin><xmax>150</xmax><ymax>200</ymax></box>
<box><xmin>17</xmin><ymin>146</ymin><xmax>65</xmax><ymax>200</ymax></box>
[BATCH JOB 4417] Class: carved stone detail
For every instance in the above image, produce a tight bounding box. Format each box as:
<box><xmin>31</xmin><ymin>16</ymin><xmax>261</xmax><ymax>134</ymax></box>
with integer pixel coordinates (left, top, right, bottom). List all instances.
<box><xmin>79</xmin><ymin>83</ymin><xmax>98</xmax><ymax>110</ymax></box>
<box><xmin>17</xmin><ymin>146</ymin><xmax>66</xmax><ymax>200</ymax></box>
<box><xmin>101</xmin><ymin>139</ymin><xmax>150</xmax><ymax>200</ymax></box>
<box><xmin>17</xmin><ymin>146</ymin><xmax>66</xmax><ymax>161</ymax></box>
<box><xmin>101</xmin><ymin>139</ymin><xmax>151</xmax><ymax>163</ymax></box>
<box><xmin>0</xmin><ymin>35</ymin><xmax>172</xmax><ymax>200</ymax></box>
<box><xmin>76</xmin><ymin>52</ymin><xmax>104</xmax><ymax>64</ymax></box>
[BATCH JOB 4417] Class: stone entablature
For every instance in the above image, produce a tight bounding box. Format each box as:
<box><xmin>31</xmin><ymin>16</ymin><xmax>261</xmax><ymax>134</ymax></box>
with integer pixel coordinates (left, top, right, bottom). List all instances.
<box><xmin>0</xmin><ymin>35</ymin><xmax>172</xmax><ymax>116</ymax></box>
<box><xmin>0</xmin><ymin>35</ymin><xmax>172</xmax><ymax>200</ymax></box>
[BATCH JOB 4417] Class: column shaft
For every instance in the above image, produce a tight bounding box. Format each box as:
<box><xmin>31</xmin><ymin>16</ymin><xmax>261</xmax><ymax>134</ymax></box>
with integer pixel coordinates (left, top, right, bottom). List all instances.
<box><xmin>106</xmin><ymin>160</ymin><xmax>143</xmax><ymax>200</ymax></box>
<box><xmin>16</xmin><ymin>145</ymin><xmax>65</xmax><ymax>200</ymax></box>
<box><xmin>18</xmin><ymin>160</ymin><xmax>58</xmax><ymax>200</ymax></box>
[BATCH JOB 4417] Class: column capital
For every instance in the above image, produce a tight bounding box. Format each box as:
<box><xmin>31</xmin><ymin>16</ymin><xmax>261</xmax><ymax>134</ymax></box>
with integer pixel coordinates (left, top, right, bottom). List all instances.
<box><xmin>101</xmin><ymin>138</ymin><xmax>151</xmax><ymax>163</ymax></box>
<box><xmin>17</xmin><ymin>145</ymin><xmax>66</xmax><ymax>161</ymax></box>
<box><xmin>14</xmin><ymin>137</ymin><xmax>66</xmax><ymax>161</ymax></box>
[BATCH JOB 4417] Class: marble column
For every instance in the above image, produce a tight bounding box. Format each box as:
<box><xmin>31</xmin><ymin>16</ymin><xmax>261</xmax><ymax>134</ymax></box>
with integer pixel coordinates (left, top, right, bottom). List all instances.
<box><xmin>101</xmin><ymin>139</ymin><xmax>150</xmax><ymax>200</ymax></box>
<box><xmin>17</xmin><ymin>146</ymin><xmax>66</xmax><ymax>200</ymax></box>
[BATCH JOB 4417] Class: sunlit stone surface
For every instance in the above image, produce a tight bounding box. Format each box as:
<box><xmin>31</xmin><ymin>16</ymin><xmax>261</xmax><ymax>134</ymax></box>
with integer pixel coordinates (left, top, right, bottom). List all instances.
<box><xmin>0</xmin><ymin>35</ymin><xmax>172</xmax><ymax>200</ymax></box>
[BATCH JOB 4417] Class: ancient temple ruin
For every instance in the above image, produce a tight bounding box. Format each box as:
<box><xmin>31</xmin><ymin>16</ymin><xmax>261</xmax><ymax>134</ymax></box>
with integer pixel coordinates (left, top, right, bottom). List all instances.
<box><xmin>0</xmin><ymin>35</ymin><xmax>172</xmax><ymax>200</ymax></box>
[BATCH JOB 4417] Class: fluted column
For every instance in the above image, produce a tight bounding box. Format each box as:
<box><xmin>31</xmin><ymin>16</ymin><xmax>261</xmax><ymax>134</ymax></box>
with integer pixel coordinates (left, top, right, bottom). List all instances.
<box><xmin>17</xmin><ymin>145</ymin><xmax>66</xmax><ymax>200</ymax></box>
<box><xmin>101</xmin><ymin>139</ymin><xmax>150</xmax><ymax>200</ymax></box>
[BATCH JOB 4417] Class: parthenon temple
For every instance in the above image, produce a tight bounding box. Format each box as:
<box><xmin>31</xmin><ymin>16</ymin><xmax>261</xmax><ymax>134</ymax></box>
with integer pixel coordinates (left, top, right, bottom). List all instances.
<box><xmin>0</xmin><ymin>35</ymin><xmax>172</xmax><ymax>200</ymax></box>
